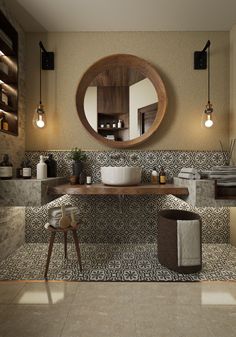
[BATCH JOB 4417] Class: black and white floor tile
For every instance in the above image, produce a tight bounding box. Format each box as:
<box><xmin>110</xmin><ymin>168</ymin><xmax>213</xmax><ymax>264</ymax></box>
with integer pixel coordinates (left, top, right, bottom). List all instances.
<box><xmin>0</xmin><ymin>243</ymin><xmax>235</xmax><ymax>281</ymax></box>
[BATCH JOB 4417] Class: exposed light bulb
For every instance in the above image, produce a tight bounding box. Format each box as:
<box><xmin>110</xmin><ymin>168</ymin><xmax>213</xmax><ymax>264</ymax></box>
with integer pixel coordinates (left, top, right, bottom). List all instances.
<box><xmin>203</xmin><ymin>101</ymin><xmax>214</xmax><ymax>128</ymax></box>
<box><xmin>205</xmin><ymin>114</ymin><xmax>213</xmax><ymax>128</ymax></box>
<box><xmin>36</xmin><ymin>115</ymin><xmax>45</xmax><ymax>128</ymax></box>
<box><xmin>33</xmin><ymin>104</ymin><xmax>46</xmax><ymax>129</ymax></box>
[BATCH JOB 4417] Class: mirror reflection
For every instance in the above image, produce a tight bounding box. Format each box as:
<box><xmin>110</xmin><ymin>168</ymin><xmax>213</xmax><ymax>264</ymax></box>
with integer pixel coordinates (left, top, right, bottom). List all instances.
<box><xmin>84</xmin><ymin>66</ymin><xmax>158</xmax><ymax>141</ymax></box>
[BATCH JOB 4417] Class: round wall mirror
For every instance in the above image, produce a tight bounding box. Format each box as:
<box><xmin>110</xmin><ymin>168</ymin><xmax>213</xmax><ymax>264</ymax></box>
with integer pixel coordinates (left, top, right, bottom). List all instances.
<box><xmin>76</xmin><ymin>54</ymin><xmax>167</xmax><ymax>148</ymax></box>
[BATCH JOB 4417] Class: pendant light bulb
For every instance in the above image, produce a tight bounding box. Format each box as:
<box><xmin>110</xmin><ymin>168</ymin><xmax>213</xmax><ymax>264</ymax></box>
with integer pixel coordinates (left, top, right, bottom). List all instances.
<box><xmin>33</xmin><ymin>103</ymin><xmax>46</xmax><ymax>129</ymax></box>
<box><xmin>33</xmin><ymin>41</ymin><xmax>47</xmax><ymax>129</ymax></box>
<box><xmin>204</xmin><ymin>101</ymin><xmax>213</xmax><ymax>128</ymax></box>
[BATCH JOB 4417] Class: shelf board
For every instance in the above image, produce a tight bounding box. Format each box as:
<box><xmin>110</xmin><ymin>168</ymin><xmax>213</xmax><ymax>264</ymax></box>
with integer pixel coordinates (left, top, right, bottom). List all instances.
<box><xmin>0</xmin><ymin>101</ymin><xmax>16</xmax><ymax>113</ymax></box>
<box><xmin>98</xmin><ymin>112</ymin><xmax>128</xmax><ymax>116</ymax></box>
<box><xmin>0</xmin><ymin>39</ymin><xmax>15</xmax><ymax>57</ymax></box>
<box><xmin>98</xmin><ymin>127</ymin><xmax>128</xmax><ymax>131</ymax></box>
<box><xmin>0</xmin><ymin>128</ymin><xmax>18</xmax><ymax>136</ymax></box>
<box><xmin>0</xmin><ymin>70</ymin><xmax>17</xmax><ymax>84</ymax></box>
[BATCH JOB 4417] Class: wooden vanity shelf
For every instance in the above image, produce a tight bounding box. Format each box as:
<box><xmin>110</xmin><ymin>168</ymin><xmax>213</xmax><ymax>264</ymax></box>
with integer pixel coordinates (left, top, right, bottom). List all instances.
<box><xmin>48</xmin><ymin>183</ymin><xmax>189</xmax><ymax>196</ymax></box>
<box><xmin>0</xmin><ymin>10</ymin><xmax>18</xmax><ymax>136</ymax></box>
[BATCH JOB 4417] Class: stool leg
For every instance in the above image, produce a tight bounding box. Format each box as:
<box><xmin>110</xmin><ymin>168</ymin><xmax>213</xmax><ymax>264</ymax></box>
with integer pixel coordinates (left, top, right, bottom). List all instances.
<box><xmin>64</xmin><ymin>232</ymin><xmax>67</xmax><ymax>259</ymax></box>
<box><xmin>44</xmin><ymin>232</ymin><xmax>56</xmax><ymax>279</ymax></box>
<box><xmin>72</xmin><ymin>230</ymin><xmax>82</xmax><ymax>272</ymax></box>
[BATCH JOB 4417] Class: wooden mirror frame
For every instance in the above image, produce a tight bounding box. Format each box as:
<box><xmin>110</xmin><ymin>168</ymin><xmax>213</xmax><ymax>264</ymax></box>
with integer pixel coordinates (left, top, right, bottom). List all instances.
<box><xmin>76</xmin><ymin>54</ymin><xmax>167</xmax><ymax>148</ymax></box>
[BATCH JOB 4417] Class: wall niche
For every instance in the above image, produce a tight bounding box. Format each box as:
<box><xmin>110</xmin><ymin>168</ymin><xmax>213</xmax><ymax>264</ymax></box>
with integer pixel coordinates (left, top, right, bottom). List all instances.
<box><xmin>0</xmin><ymin>9</ymin><xmax>18</xmax><ymax>136</ymax></box>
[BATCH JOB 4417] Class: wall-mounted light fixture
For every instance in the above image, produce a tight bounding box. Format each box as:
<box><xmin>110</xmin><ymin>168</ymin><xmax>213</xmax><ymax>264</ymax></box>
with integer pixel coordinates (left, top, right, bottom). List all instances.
<box><xmin>194</xmin><ymin>40</ymin><xmax>214</xmax><ymax>128</ymax></box>
<box><xmin>32</xmin><ymin>41</ymin><xmax>54</xmax><ymax>129</ymax></box>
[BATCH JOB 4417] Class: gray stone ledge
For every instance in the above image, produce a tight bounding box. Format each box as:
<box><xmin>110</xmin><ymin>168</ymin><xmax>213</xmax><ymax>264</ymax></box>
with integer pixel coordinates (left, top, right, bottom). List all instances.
<box><xmin>0</xmin><ymin>177</ymin><xmax>66</xmax><ymax>207</ymax></box>
<box><xmin>174</xmin><ymin>177</ymin><xmax>236</xmax><ymax>207</ymax></box>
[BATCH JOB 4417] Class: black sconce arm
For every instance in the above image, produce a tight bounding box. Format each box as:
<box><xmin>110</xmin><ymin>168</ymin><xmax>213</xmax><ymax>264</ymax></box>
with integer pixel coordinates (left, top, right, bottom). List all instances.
<box><xmin>39</xmin><ymin>40</ymin><xmax>54</xmax><ymax>70</ymax></box>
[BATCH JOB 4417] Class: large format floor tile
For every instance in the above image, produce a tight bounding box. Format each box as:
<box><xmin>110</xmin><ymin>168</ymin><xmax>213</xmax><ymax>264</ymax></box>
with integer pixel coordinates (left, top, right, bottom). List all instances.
<box><xmin>0</xmin><ymin>281</ymin><xmax>235</xmax><ymax>337</ymax></box>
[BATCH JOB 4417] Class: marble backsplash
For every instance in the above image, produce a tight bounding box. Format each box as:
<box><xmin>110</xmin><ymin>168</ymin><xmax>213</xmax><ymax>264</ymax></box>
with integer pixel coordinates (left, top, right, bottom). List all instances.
<box><xmin>25</xmin><ymin>150</ymin><xmax>229</xmax><ymax>244</ymax></box>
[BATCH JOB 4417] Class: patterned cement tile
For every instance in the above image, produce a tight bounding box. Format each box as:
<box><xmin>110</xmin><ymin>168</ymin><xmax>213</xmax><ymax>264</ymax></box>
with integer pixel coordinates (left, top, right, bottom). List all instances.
<box><xmin>0</xmin><ymin>243</ymin><xmax>235</xmax><ymax>282</ymax></box>
<box><xmin>25</xmin><ymin>150</ymin><xmax>230</xmax><ymax>245</ymax></box>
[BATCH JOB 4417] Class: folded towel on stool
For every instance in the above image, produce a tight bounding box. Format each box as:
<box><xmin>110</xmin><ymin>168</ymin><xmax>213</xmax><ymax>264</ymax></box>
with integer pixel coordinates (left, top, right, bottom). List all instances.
<box><xmin>177</xmin><ymin>219</ymin><xmax>201</xmax><ymax>266</ymax></box>
<box><xmin>48</xmin><ymin>206</ymin><xmax>80</xmax><ymax>228</ymax></box>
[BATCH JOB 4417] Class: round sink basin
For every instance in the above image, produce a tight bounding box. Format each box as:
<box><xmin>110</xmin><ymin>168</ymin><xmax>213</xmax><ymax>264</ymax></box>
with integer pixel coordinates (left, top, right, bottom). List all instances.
<box><xmin>101</xmin><ymin>166</ymin><xmax>142</xmax><ymax>186</ymax></box>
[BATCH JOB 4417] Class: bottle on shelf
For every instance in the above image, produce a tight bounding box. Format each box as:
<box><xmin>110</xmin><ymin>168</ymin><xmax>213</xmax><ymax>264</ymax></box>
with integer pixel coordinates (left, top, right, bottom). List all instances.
<box><xmin>117</xmin><ymin>119</ymin><xmax>123</xmax><ymax>128</ymax></box>
<box><xmin>159</xmin><ymin>166</ymin><xmax>167</xmax><ymax>185</ymax></box>
<box><xmin>0</xmin><ymin>112</ymin><xmax>3</xmax><ymax>130</ymax></box>
<box><xmin>45</xmin><ymin>154</ymin><xmax>57</xmax><ymax>177</ymax></box>
<box><xmin>16</xmin><ymin>163</ymin><xmax>23</xmax><ymax>179</ymax></box>
<box><xmin>22</xmin><ymin>159</ymin><xmax>32</xmax><ymax>179</ymax></box>
<box><xmin>1</xmin><ymin>89</ymin><xmax>8</xmax><ymax>106</ymax></box>
<box><xmin>151</xmin><ymin>167</ymin><xmax>158</xmax><ymax>184</ymax></box>
<box><xmin>86</xmin><ymin>176</ymin><xmax>92</xmax><ymax>185</ymax></box>
<box><xmin>2</xmin><ymin>114</ymin><xmax>9</xmax><ymax>131</ymax></box>
<box><xmin>106</xmin><ymin>122</ymin><xmax>111</xmax><ymax>128</ymax></box>
<box><xmin>36</xmin><ymin>155</ymin><xmax>47</xmax><ymax>180</ymax></box>
<box><xmin>0</xmin><ymin>154</ymin><xmax>13</xmax><ymax>180</ymax></box>
<box><xmin>112</xmin><ymin>121</ymin><xmax>117</xmax><ymax>128</ymax></box>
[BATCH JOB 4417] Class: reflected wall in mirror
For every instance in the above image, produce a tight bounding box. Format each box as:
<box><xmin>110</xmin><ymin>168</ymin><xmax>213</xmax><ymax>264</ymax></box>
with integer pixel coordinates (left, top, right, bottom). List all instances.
<box><xmin>76</xmin><ymin>54</ymin><xmax>167</xmax><ymax>148</ymax></box>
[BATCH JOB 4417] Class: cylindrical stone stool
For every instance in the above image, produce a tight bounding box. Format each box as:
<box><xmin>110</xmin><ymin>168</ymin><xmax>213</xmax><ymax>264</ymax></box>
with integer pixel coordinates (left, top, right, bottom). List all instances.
<box><xmin>158</xmin><ymin>209</ymin><xmax>202</xmax><ymax>273</ymax></box>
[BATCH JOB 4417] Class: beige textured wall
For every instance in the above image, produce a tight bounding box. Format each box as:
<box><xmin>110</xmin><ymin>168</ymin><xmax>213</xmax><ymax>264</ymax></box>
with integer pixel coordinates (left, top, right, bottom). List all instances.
<box><xmin>230</xmin><ymin>25</ymin><xmax>236</xmax><ymax>247</ymax></box>
<box><xmin>230</xmin><ymin>25</ymin><xmax>236</xmax><ymax>162</ymax></box>
<box><xmin>25</xmin><ymin>31</ymin><xmax>229</xmax><ymax>151</ymax></box>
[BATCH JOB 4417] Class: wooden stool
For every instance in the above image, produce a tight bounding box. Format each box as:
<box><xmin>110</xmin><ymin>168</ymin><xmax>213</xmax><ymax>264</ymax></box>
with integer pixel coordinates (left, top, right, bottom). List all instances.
<box><xmin>44</xmin><ymin>223</ymin><xmax>82</xmax><ymax>278</ymax></box>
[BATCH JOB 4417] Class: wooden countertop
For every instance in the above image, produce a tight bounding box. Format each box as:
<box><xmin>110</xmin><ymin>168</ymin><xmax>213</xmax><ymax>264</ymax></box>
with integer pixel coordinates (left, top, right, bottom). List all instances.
<box><xmin>48</xmin><ymin>183</ymin><xmax>189</xmax><ymax>196</ymax></box>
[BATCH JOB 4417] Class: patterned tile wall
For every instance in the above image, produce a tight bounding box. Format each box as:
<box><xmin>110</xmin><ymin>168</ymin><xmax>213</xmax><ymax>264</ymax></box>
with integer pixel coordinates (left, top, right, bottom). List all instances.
<box><xmin>25</xmin><ymin>150</ymin><xmax>229</xmax><ymax>244</ymax></box>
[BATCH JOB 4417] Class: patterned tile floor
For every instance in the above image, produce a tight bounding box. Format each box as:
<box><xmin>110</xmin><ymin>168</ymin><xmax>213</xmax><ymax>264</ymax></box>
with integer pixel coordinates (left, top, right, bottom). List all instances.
<box><xmin>0</xmin><ymin>243</ymin><xmax>236</xmax><ymax>281</ymax></box>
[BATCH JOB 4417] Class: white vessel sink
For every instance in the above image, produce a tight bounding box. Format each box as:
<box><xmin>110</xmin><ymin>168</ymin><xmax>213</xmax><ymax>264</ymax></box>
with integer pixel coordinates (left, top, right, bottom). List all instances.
<box><xmin>101</xmin><ymin>166</ymin><xmax>142</xmax><ymax>186</ymax></box>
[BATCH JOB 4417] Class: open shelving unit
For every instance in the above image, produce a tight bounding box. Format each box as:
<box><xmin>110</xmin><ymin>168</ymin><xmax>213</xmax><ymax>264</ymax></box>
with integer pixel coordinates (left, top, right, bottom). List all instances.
<box><xmin>97</xmin><ymin>86</ymin><xmax>129</xmax><ymax>141</ymax></box>
<box><xmin>0</xmin><ymin>10</ymin><xmax>18</xmax><ymax>136</ymax></box>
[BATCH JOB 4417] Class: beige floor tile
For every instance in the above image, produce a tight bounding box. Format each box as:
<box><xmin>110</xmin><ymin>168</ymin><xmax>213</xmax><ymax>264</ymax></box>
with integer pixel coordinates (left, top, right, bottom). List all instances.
<box><xmin>0</xmin><ymin>282</ymin><xmax>236</xmax><ymax>337</ymax></box>
<box><xmin>60</xmin><ymin>303</ymin><xmax>136</xmax><ymax>337</ymax></box>
<box><xmin>202</xmin><ymin>306</ymin><xmax>236</xmax><ymax>336</ymax></box>
<box><xmin>200</xmin><ymin>282</ymin><xmax>236</xmax><ymax>306</ymax></box>
<box><xmin>72</xmin><ymin>282</ymin><xmax>134</xmax><ymax>307</ymax></box>
<box><xmin>0</xmin><ymin>304</ymin><xmax>70</xmax><ymax>337</ymax></box>
<box><xmin>0</xmin><ymin>282</ymin><xmax>25</xmax><ymax>303</ymax></box>
<box><xmin>12</xmin><ymin>281</ymin><xmax>78</xmax><ymax>305</ymax></box>
<box><xmin>132</xmin><ymin>282</ymin><xmax>203</xmax><ymax>305</ymax></box>
<box><xmin>134</xmin><ymin>303</ymin><xmax>213</xmax><ymax>337</ymax></box>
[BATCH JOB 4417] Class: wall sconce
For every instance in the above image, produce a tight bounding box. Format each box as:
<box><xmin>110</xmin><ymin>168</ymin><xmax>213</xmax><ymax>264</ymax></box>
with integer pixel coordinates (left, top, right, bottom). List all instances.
<box><xmin>194</xmin><ymin>40</ymin><xmax>214</xmax><ymax>128</ymax></box>
<box><xmin>32</xmin><ymin>41</ymin><xmax>54</xmax><ymax>129</ymax></box>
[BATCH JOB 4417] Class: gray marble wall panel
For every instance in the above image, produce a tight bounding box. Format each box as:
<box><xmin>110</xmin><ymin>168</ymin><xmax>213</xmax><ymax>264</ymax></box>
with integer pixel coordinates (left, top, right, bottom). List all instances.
<box><xmin>0</xmin><ymin>177</ymin><xmax>66</xmax><ymax>207</ymax></box>
<box><xmin>0</xmin><ymin>207</ymin><xmax>25</xmax><ymax>260</ymax></box>
<box><xmin>25</xmin><ymin>150</ymin><xmax>229</xmax><ymax>244</ymax></box>
<box><xmin>174</xmin><ymin>177</ymin><xmax>236</xmax><ymax>207</ymax></box>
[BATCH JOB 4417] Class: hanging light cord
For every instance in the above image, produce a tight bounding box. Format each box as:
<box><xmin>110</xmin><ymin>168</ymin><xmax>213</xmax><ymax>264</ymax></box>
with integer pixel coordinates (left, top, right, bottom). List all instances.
<box><xmin>208</xmin><ymin>44</ymin><xmax>210</xmax><ymax>103</ymax></box>
<box><xmin>39</xmin><ymin>44</ymin><xmax>42</xmax><ymax>105</ymax></box>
